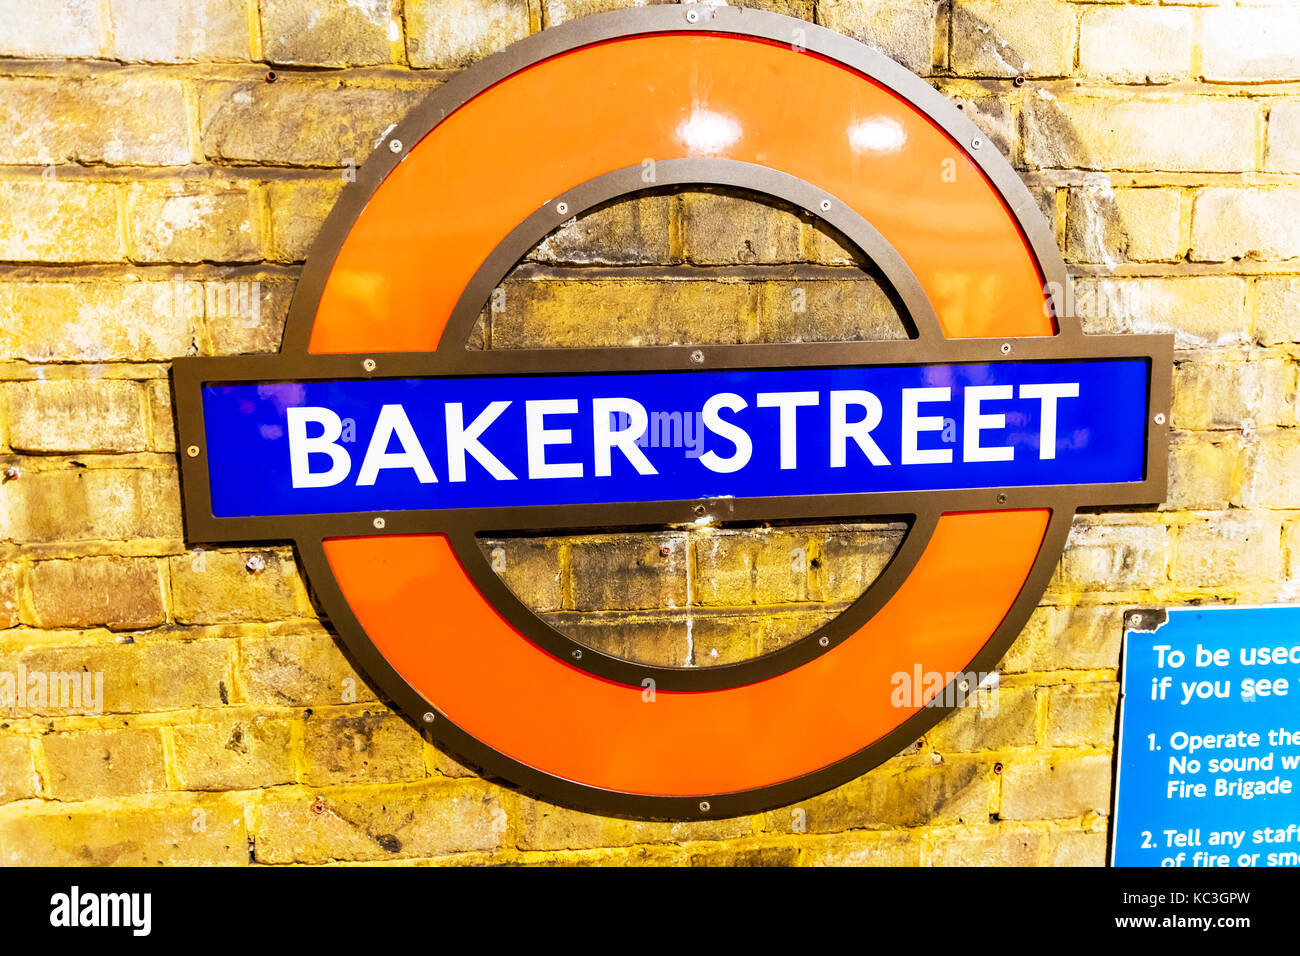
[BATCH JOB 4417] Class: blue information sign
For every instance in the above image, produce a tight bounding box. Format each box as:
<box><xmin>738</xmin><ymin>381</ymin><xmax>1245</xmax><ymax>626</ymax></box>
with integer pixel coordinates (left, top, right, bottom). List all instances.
<box><xmin>1113</xmin><ymin>606</ymin><xmax>1300</xmax><ymax>867</ymax></box>
<box><xmin>200</xmin><ymin>358</ymin><xmax>1149</xmax><ymax>518</ymax></box>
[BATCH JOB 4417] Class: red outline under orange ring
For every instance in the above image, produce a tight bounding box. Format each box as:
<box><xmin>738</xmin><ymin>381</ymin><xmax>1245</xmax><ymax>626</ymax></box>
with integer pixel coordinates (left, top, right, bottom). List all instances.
<box><xmin>311</xmin><ymin>31</ymin><xmax>1056</xmax><ymax>799</ymax></box>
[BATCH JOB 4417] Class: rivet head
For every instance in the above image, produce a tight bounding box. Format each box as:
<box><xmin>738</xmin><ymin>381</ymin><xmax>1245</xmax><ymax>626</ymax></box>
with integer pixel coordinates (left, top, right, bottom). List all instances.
<box><xmin>373</xmin><ymin>516</ymin><xmax>386</xmax><ymax>529</ymax></box>
<box><xmin>686</xmin><ymin>8</ymin><xmax>699</xmax><ymax>22</ymax></box>
<box><xmin>996</xmin><ymin>493</ymin><xmax>1008</xmax><ymax>505</ymax></box>
<box><xmin>1000</xmin><ymin>342</ymin><xmax>1012</xmax><ymax>355</ymax></box>
<box><xmin>1154</xmin><ymin>412</ymin><xmax>1167</xmax><ymax>425</ymax></box>
<box><xmin>186</xmin><ymin>445</ymin><xmax>201</xmax><ymax>458</ymax></box>
<box><xmin>388</xmin><ymin>138</ymin><xmax>403</xmax><ymax>153</ymax></box>
<box><xmin>818</xmin><ymin>635</ymin><xmax>830</xmax><ymax>647</ymax></box>
<box><xmin>572</xmin><ymin>649</ymin><xmax>583</xmax><ymax>660</ymax></box>
<box><xmin>422</xmin><ymin>711</ymin><xmax>435</xmax><ymax>723</ymax></box>
<box><xmin>698</xmin><ymin>800</ymin><xmax>711</xmax><ymax>812</ymax></box>
<box><xmin>819</xmin><ymin>199</ymin><xmax>832</xmax><ymax>212</ymax></box>
<box><xmin>362</xmin><ymin>357</ymin><xmax>377</xmax><ymax>372</ymax></box>
<box><xmin>972</xmin><ymin>137</ymin><xmax>983</xmax><ymax>150</ymax></box>
<box><xmin>689</xmin><ymin>349</ymin><xmax>705</xmax><ymax>364</ymax></box>
<box><xmin>556</xmin><ymin>201</ymin><xmax>569</xmax><ymax>216</ymax></box>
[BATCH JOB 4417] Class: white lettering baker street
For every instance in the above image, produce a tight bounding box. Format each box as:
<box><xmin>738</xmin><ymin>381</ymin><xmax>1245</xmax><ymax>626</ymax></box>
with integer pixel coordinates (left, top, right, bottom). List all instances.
<box><xmin>285</xmin><ymin>383</ymin><xmax>1080</xmax><ymax>489</ymax></box>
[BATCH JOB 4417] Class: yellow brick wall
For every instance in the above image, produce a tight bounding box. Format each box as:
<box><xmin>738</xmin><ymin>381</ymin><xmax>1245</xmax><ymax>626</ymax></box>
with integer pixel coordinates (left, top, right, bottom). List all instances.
<box><xmin>0</xmin><ymin>0</ymin><xmax>1296</xmax><ymax>866</ymax></box>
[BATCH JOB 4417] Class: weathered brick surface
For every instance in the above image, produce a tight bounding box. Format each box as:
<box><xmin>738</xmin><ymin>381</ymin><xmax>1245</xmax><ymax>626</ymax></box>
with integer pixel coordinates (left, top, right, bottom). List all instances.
<box><xmin>110</xmin><ymin>0</ymin><xmax>249</xmax><ymax>63</ymax></box>
<box><xmin>0</xmin><ymin>0</ymin><xmax>1295</xmax><ymax>868</ymax></box>
<box><xmin>171</xmin><ymin>717</ymin><xmax>296</xmax><ymax>791</ymax></box>
<box><xmin>42</xmin><ymin>728</ymin><xmax>167</xmax><ymax>800</ymax></box>
<box><xmin>5</xmin><ymin>380</ymin><xmax>149</xmax><ymax>453</ymax></box>
<box><xmin>26</xmin><ymin>556</ymin><xmax>165</xmax><ymax>630</ymax></box>
<box><xmin>407</xmin><ymin>0</ymin><xmax>532</xmax><ymax>69</ymax></box>
<box><xmin>261</xmin><ymin>0</ymin><xmax>398</xmax><ymax>67</ymax></box>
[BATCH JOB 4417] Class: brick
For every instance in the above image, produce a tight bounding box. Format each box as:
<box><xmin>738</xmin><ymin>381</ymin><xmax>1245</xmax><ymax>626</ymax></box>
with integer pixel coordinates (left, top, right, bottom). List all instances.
<box><xmin>925</xmin><ymin>686</ymin><xmax>1036</xmax><ymax>752</ymax></box>
<box><xmin>1066</xmin><ymin>186</ymin><xmax>1183</xmax><ymax>264</ymax></box>
<box><xmin>516</xmin><ymin>795</ymin><xmax>752</xmax><ymax>851</ymax></box>
<box><xmin>689</xmin><ymin>843</ymin><xmax>799</xmax><ymax>867</ymax></box>
<box><xmin>1023</xmin><ymin>96</ymin><xmax>1255</xmax><ymax>173</ymax></box>
<box><xmin>692</xmin><ymin>528</ymin><xmax>814</xmax><ymax>606</ymax></box>
<box><xmin>0</xmin><ymin>281</ymin><xmax>197</xmax><ymax>362</ymax></box>
<box><xmin>477</xmin><ymin>536</ymin><xmax>564</xmax><ymax>611</ymax></box>
<box><xmin>1190</xmin><ymin>188</ymin><xmax>1300</xmax><ymax>263</ymax></box>
<box><xmin>1256</xmin><ymin>277</ymin><xmax>1300</xmax><ymax>346</ymax></box>
<box><xmin>27</xmin><ymin>557</ymin><xmax>165</xmax><ymax>630</ymax></box>
<box><xmin>0</xmin><ymin>566</ymin><xmax>16</xmax><ymax>628</ymax></box>
<box><xmin>12</xmin><ymin>640</ymin><xmax>230</xmax><ymax>714</ymax></box>
<box><xmin>6</xmin><ymin>380</ymin><xmax>148</xmax><ymax>453</ymax></box>
<box><xmin>818</xmin><ymin>0</ymin><xmax>940</xmax><ymax>75</ymax></box>
<box><xmin>0</xmin><ymin>0</ymin><xmax>99</xmax><ymax>57</ymax></box>
<box><xmin>199</xmin><ymin>79</ymin><xmax>423</xmax><ymax>166</ymax></box>
<box><xmin>238</xmin><ymin>626</ymin><xmax>377</xmax><ymax>707</ymax></box>
<box><xmin>569</xmin><ymin>533</ymin><xmax>688</xmax><ymax>611</ymax></box>
<box><xmin>543</xmin><ymin>0</ymin><xmax>662</xmax><ymax>27</ymax></box>
<box><xmin>1044</xmin><ymin>683</ymin><xmax>1118</xmax><ymax>748</ymax></box>
<box><xmin>1078</xmin><ymin>277</ymin><xmax>1248</xmax><ymax>350</ymax></box>
<box><xmin>1001</xmin><ymin>605</ymin><xmax>1123</xmax><ymax>674</ymax></box>
<box><xmin>813</xmin><ymin>522</ymin><xmax>908</xmax><ymax>602</ymax></box>
<box><xmin>0</xmin><ymin>465</ymin><xmax>182</xmax><ymax>544</ymax></box>
<box><xmin>171</xmin><ymin>717</ymin><xmax>296</xmax><ymax>791</ymax></box>
<box><xmin>544</xmin><ymin>608</ymin><xmax>772</xmax><ymax>667</ymax></box>
<box><xmin>1172</xmin><ymin>513</ymin><xmax>1283</xmax><ymax>589</ymax></box>
<box><xmin>1043</xmin><ymin>829</ymin><xmax>1107</xmax><ymax>867</ymax></box>
<box><xmin>681</xmin><ymin>192</ymin><xmax>802</xmax><ymax>265</ymax></box>
<box><xmin>490</xmin><ymin>274</ymin><xmax>756</xmax><ymax>348</ymax></box>
<box><xmin>0</xmin><ymin>736</ymin><xmax>36</xmax><ymax>804</ymax></box>
<box><xmin>110</xmin><ymin>0</ymin><xmax>248</xmax><ymax>62</ymax></box>
<box><xmin>251</xmin><ymin>781</ymin><xmax>505</xmax><ymax>862</ymax></box>
<box><xmin>0</xmin><ymin>77</ymin><xmax>190</xmax><ymax>165</ymax></box>
<box><xmin>755</xmin><ymin>277</ymin><xmax>907</xmax><ymax>343</ymax></box>
<box><xmin>799</xmin><ymin>832</ymin><xmax>922</xmax><ymax>866</ymax></box>
<box><xmin>1202</xmin><ymin>7</ymin><xmax>1300</xmax><ymax>83</ymax></box>
<box><xmin>169</xmin><ymin>549</ymin><xmax>311</xmax><ymax>625</ymax></box>
<box><xmin>1000</xmin><ymin>754</ymin><xmax>1111</xmax><ymax>821</ymax></box>
<box><xmin>126</xmin><ymin>183</ymin><xmax>262</xmax><ymax>263</ymax></box>
<box><xmin>784</xmin><ymin>756</ymin><xmax>993</xmax><ymax>831</ymax></box>
<box><xmin>261</xmin><ymin>0</ymin><xmax>397</xmax><ymax>67</ymax></box>
<box><xmin>1243</xmin><ymin>430</ymin><xmax>1300</xmax><ymax>509</ymax></box>
<box><xmin>1166</xmin><ymin>433</ymin><xmax>1243</xmax><ymax>512</ymax></box>
<box><xmin>1173</xmin><ymin>357</ymin><xmax>1295</xmax><ymax>431</ymax></box>
<box><xmin>42</xmin><ymin>728</ymin><xmax>166</xmax><ymax>800</ymax></box>
<box><xmin>928</xmin><ymin>825</ymin><xmax>1042</xmax><ymax>866</ymax></box>
<box><xmin>301</xmin><ymin>708</ymin><xmax>425</xmax><ymax>785</ymax></box>
<box><xmin>1266</xmin><ymin>101</ymin><xmax>1300</xmax><ymax>174</ymax></box>
<box><xmin>146</xmin><ymin>379</ymin><xmax>179</xmax><ymax>453</ymax></box>
<box><xmin>1054</xmin><ymin>518</ymin><xmax>1168</xmax><ymax>594</ymax></box>
<box><xmin>203</xmin><ymin>277</ymin><xmax>292</xmax><ymax>355</ymax></box>
<box><xmin>951</xmin><ymin>0</ymin><xmax>1076</xmax><ymax>79</ymax></box>
<box><xmin>532</xmin><ymin>195</ymin><xmax>673</xmax><ymax>266</ymax></box>
<box><xmin>266</xmin><ymin>179</ymin><xmax>345</xmax><ymax>262</ymax></box>
<box><xmin>1078</xmin><ymin>6</ymin><xmax>1193</xmax><ymax>84</ymax></box>
<box><xmin>407</xmin><ymin>0</ymin><xmax>531</xmax><ymax>69</ymax></box>
<box><xmin>0</xmin><ymin>797</ymin><xmax>249</xmax><ymax>865</ymax></box>
<box><xmin>0</xmin><ymin>182</ymin><xmax>119</xmax><ymax>263</ymax></box>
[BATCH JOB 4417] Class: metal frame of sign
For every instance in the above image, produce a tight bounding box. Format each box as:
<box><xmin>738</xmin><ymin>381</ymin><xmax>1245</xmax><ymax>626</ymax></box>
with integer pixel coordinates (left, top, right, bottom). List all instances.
<box><xmin>172</xmin><ymin>5</ymin><xmax>1172</xmax><ymax>818</ymax></box>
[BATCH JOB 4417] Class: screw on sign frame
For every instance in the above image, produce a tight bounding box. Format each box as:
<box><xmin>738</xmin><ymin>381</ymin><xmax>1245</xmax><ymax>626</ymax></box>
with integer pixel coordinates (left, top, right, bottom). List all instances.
<box><xmin>171</xmin><ymin>6</ymin><xmax>1172</xmax><ymax>818</ymax></box>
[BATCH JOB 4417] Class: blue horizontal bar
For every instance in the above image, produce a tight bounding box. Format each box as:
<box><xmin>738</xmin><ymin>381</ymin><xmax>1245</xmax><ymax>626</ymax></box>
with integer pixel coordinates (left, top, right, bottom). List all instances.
<box><xmin>201</xmin><ymin>360</ymin><xmax>1149</xmax><ymax>518</ymax></box>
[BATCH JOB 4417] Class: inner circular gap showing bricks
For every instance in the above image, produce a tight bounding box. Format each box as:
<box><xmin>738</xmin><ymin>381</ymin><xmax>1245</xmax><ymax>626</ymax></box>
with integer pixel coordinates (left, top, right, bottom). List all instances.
<box><xmin>469</xmin><ymin>185</ymin><xmax>910</xmax><ymax>671</ymax></box>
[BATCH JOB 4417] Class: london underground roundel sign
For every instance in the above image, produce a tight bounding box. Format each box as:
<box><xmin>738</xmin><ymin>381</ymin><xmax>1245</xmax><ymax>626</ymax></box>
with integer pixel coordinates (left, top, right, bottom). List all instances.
<box><xmin>173</xmin><ymin>6</ymin><xmax>1171</xmax><ymax>817</ymax></box>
